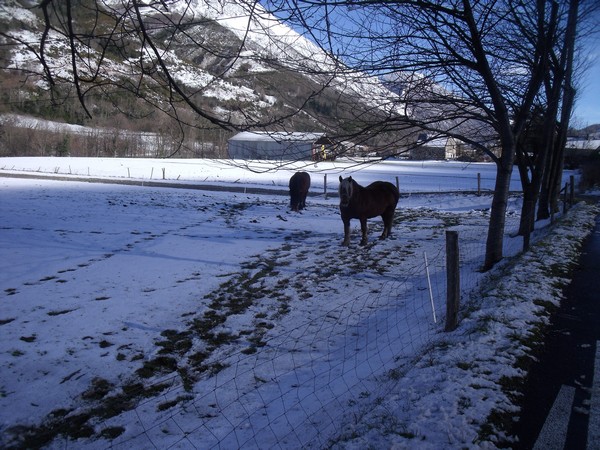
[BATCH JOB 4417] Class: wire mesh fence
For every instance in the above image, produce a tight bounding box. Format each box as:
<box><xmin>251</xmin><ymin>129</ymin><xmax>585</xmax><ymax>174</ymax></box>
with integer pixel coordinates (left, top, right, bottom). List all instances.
<box><xmin>39</xmin><ymin>196</ymin><xmax>531</xmax><ymax>449</ymax></box>
<box><xmin>2</xmin><ymin>163</ymin><xmax>578</xmax><ymax>449</ymax></box>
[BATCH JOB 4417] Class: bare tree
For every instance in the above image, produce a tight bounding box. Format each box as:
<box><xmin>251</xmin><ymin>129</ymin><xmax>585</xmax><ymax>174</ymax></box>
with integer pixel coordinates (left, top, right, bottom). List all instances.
<box><xmin>2</xmin><ymin>0</ymin><xmax>595</xmax><ymax>269</ymax></box>
<box><xmin>514</xmin><ymin>0</ymin><xmax>597</xmax><ymax>237</ymax></box>
<box><xmin>265</xmin><ymin>0</ymin><xmax>572</xmax><ymax>269</ymax></box>
<box><xmin>536</xmin><ymin>0</ymin><xmax>594</xmax><ymax>220</ymax></box>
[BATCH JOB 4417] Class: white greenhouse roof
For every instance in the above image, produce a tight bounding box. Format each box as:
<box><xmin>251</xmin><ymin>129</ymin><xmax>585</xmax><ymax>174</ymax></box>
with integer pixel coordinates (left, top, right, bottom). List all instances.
<box><xmin>229</xmin><ymin>131</ymin><xmax>326</xmax><ymax>143</ymax></box>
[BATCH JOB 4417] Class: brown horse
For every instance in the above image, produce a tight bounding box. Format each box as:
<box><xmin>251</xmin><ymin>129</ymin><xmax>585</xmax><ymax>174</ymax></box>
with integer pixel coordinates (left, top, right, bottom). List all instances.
<box><xmin>289</xmin><ymin>171</ymin><xmax>311</xmax><ymax>212</ymax></box>
<box><xmin>338</xmin><ymin>176</ymin><xmax>400</xmax><ymax>246</ymax></box>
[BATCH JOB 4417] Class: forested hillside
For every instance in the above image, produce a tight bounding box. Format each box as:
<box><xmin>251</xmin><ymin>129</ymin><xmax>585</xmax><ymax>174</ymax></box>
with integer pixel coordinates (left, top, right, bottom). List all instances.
<box><xmin>0</xmin><ymin>0</ymin><xmax>410</xmax><ymax>158</ymax></box>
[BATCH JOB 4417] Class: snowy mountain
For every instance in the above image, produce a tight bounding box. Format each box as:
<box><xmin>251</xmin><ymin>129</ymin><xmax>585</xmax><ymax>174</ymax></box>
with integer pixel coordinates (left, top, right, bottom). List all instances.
<box><xmin>0</xmin><ymin>0</ymin><xmax>405</xmax><ymax>155</ymax></box>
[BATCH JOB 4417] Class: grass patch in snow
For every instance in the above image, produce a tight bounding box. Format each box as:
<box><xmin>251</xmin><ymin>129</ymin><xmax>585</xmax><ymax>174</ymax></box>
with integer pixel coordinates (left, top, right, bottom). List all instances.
<box><xmin>46</xmin><ymin>309</ymin><xmax>76</xmax><ymax>316</ymax></box>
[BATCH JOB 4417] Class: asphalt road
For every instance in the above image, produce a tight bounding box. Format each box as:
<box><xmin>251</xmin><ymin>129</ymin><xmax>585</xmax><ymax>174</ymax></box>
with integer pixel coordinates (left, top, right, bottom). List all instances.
<box><xmin>514</xmin><ymin>199</ymin><xmax>600</xmax><ymax>450</ymax></box>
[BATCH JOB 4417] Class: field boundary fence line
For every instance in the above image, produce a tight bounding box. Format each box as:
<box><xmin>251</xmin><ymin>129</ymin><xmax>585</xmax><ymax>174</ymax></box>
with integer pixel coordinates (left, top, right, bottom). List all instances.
<box><xmin>0</xmin><ymin>167</ymin><xmax>524</xmax><ymax>197</ymax></box>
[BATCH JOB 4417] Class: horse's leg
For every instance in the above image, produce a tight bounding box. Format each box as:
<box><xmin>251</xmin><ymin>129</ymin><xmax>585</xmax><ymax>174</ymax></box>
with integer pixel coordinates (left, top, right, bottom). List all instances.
<box><xmin>380</xmin><ymin>216</ymin><xmax>388</xmax><ymax>239</ymax></box>
<box><xmin>360</xmin><ymin>217</ymin><xmax>368</xmax><ymax>245</ymax></box>
<box><xmin>380</xmin><ymin>209</ymin><xmax>393</xmax><ymax>239</ymax></box>
<box><xmin>342</xmin><ymin>218</ymin><xmax>351</xmax><ymax>246</ymax></box>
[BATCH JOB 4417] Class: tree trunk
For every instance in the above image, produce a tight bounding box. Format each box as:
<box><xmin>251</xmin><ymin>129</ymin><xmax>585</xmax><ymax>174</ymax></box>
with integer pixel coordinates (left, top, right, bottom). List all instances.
<box><xmin>525</xmin><ymin>109</ymin><xmax>556</xmax><ymax>224</ymax></box>
<box><xmin>538</xmin><ymin>0</ymin><xmax>579</xmax><ymax>218</ymax></box>
<box><xmin>537</xmin><ymin>160</ymin><xmax>552</xmax><ymax>219</ymax></box>
<box><xmin>483</xmin><ymin>151</ymin><xmax>515</xmax><ymax>271</ymax></box>
<box><xmin>553</xmin><ymin>92</ymin><xmax>575</xmax><ymax>197</ymax></box>
<box><xmin>515</xmin><ymin>139</ymin><xmax>535</xmax><ymax>236</ymax></box>
<box><xmin>518</xmin><ymin>185</ymin><xmax>536</xmax><ymax>236</ymax></box>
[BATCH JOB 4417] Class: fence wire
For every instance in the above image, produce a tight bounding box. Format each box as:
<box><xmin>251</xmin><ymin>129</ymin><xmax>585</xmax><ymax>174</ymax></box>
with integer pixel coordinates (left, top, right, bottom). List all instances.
<box><xmin>71</xmin><ymin>198</ymin><xmax>529</xmax><ymax>449</ymax></box>
<box><xmin>3</xmin><ymin>180</ymin><xmax>556</xmax><ymax>450</ymax></box>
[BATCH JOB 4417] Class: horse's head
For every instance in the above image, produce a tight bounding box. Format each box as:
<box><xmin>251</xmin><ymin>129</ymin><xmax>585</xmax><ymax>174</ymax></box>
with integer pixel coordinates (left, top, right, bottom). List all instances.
<box><xmin>338</xmin><ymin>176</ymin><xmax>354</xmax><ymax>207</ymax></box>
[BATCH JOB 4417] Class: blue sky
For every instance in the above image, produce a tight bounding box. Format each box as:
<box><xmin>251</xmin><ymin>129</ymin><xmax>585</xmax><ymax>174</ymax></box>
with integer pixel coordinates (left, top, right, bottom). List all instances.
<box><xmin>573</xmin><ymin>48</ymin><xmax>600</xmax><ymax>127</ymax></box>
<box><xmin>262</xmin><ymin>1</ymin><xmax>597</xmax><ymax>128</ymax></box>
<box><xmin>264</xmin><ymin>2</ymin><xmax>599</xmax><ymax>129</ymax></box>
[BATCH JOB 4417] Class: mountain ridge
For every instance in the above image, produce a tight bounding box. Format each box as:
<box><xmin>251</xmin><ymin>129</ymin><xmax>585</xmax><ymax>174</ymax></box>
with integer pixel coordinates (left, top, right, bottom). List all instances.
<box><xmin>1</xmin><ymin>1</ymin><xmax>594</xmax><ymax>159</ymax></box>
<box><xmin>0</xmin><ymin>0</ymin><xmax>408</xmax><ymax>158</ymax></box>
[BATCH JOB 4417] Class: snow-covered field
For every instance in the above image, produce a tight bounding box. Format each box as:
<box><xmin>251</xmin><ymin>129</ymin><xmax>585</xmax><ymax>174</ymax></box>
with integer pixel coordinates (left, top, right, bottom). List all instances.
<box><xmin>0</xmin><ymin>156</ymin><xmax>517</xmax><ymax>194</ymax></box>
<box><xmin>0</xmin><ymin>157</ymin><xmax>597</xmax><ymax>449</ymax></box>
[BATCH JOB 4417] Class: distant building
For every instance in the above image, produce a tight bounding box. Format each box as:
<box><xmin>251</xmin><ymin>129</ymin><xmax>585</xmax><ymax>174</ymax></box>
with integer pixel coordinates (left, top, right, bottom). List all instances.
<box><xmin>564</xmin><ymin>137</ymin><xmax>600</xmax><ymax>168</ymax></box>
<box><xmin>565</xmin><ymin>137</ymin><xmax>600</xmax><ymax>151</ymax></box>
<box><xmin>409</xmin><ymin>134</ymin><xmax>458</xmax><ymax>160</ymax></box>
<box><xmin>227</xmin><ymin>131</ymin><xmax>336</xmax><ymax>161</ymax></box>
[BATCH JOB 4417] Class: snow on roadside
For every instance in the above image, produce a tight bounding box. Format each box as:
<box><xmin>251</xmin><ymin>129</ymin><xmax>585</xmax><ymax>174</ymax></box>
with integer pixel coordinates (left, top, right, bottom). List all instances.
<box><xmin>332</xmin><ymin>201</ymin><xmax>600</xmax><ymax>448</ymax></box>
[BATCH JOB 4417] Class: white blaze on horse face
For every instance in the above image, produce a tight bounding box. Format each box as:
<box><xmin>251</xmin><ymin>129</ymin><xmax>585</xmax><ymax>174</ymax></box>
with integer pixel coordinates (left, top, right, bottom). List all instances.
<box><xmin>339</xmin><ymin>179</ymin><xmax>352</xmax><ymax>207</ymax></box>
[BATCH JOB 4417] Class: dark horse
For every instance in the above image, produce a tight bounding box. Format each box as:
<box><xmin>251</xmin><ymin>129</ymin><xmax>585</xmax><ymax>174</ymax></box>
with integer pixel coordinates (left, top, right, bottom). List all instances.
<box><xmin>338</xmin><ymin>176</ymin><xmax>400</xmax><ymax>246</ymax></box>
<box><xmin>289</xmin><ymin>171</ymin><xmax>311</xmax><ymax>212</ymax></box>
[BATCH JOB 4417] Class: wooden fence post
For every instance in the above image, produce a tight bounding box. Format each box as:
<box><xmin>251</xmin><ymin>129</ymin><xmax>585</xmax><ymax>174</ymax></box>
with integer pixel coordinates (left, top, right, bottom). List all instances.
<box><xmin>523</xmin><ymin>200</ymin><xmax>534</xmax><ymax>251</ymax></box>
<box><xmin>570</xmin><ymin>175</ymin><xmax>575</xmax><ymax>206</ymax></box>
<box><xmin>445</xmin><ymin>230</ymin><xmax>460</xmax><ymax>332</ymax></box>
<box><xmin>477</xmin><ymin>173</ymin><xmax>481</xmax><ymax>195</ymax></box>
<box><xmin>396</xmin><ymin>176</ymin><xmax>399</xmax><ymax>192</ymax></box>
